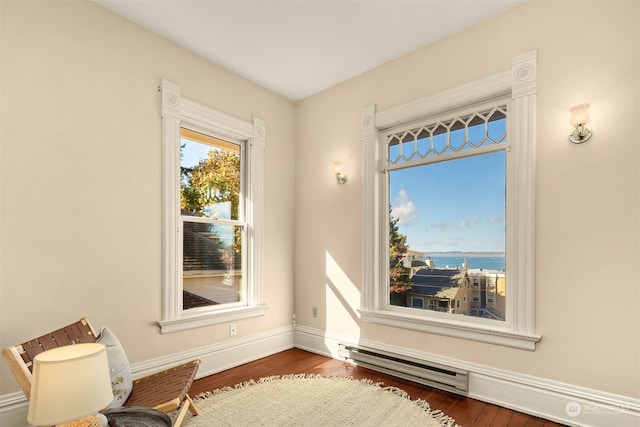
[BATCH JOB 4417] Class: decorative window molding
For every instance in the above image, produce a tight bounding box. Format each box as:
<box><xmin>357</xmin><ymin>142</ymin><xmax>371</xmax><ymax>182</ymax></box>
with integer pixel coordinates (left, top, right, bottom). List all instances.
<box><xmin>361</xmin><ymin>51</ymin><xmax>540</xmax><ymax>350</ymax></box>
<box><xmin>157</xmin><ymin>80</ymin><xmax>267</xmax><ymax>334</ymax></box>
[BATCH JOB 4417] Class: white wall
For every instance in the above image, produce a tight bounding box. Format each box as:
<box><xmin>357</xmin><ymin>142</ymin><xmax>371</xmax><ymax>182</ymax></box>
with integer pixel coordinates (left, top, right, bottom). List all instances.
<box><xmin>294</xmin><ymin>0</ymin><xmax>640</xmax><ymax>399</ymax></box>
<box><xmin>0</xmin><ymin>0</ymin><xmax>296</xmax><ymax>394</ymax></box>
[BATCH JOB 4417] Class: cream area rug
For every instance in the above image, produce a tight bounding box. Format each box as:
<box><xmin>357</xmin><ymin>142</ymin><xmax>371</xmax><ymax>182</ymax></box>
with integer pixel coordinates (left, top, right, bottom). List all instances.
<box><xmin>184</xmin><ymin>374</ymin><xmax>459</xmax><ymax>427</ymax></box>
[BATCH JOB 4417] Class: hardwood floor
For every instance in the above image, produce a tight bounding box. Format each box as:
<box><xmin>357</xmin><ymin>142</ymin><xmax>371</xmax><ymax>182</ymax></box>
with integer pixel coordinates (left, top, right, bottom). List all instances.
<box><xmin>190</xmin><ymin>348</ymin><xmax>567</xmax><ymax>427</ymax></box>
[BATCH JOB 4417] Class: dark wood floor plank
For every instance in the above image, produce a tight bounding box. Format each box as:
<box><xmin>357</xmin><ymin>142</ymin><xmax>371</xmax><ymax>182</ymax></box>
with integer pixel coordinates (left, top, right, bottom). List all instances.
<box><xmin>474</xmin><ymin>403</ymin><xmax>500</xmax><ymax>426</ymax></box>
<box><xmin>189</xmin><ymin>348</ymin><xmax>566</xmax><ymax>426</ymax></box>
<box><xmin>508</xmin><ymin>411</ymin><xmax>531</xmax><ymax>426</ymax></box>
<box><xmin>525</xmin><ymin>417</ymin><xmax>546</xmax><ymax>427</ymax></box>
<box><xmin>493</xmin><ymin>407</ymin><xmax>516</xmax><ymax>426</ymax></box>
<box><xmin>447</xmin><ymin>398</ymin><xmax>486</xmax><ymax>426</ymax></box>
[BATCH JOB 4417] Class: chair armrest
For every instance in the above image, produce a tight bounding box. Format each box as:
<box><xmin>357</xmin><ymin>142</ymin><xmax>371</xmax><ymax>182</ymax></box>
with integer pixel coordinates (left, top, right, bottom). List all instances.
<box><xmin>124</xmin><ymin>360</ymin><xmax>201</xmax><ymax>412</ymax></box>
<box><xmin>2</xmin><ymin>346</ymin><xmax>33</xmax><ymax>398</ymax></box>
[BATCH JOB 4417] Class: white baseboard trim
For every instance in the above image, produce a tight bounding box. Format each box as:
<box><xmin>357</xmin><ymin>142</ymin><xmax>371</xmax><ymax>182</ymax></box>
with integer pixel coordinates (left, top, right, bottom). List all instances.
<box><xmin>134</xmin><ymin>325</ymin><xmax>294</xmax><ymax>379</ymax></box>
<box><xmin>0</xmin><ymin>392</ymin><xmax>29</xmax><ymax>427</ymax></box>
<box><xmin>294</xmin><ymin>325</ymin><xmax>640</xmax><ymax>427</ymax></box>
<box><xmin>0</xmin><ymin>325</ymin><xmax>294</xmax><ymax>427</ymax></box>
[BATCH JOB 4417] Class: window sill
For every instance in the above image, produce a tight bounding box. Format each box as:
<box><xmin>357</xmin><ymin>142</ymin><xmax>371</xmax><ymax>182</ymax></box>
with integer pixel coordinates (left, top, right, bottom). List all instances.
<box><xmin>157</xmin><ymin>304</ymin><xmax>268</xmax><ymax>334</ymax></box>
<box><xmin>359</xmin><ymin>309</ymin><xmax>540</xmax><ymax>351</ymax></box>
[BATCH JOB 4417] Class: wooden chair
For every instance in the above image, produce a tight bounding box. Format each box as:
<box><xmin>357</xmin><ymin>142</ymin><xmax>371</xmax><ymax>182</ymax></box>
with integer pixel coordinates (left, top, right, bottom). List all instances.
<box><xmin>2</xmin><ymin>318</ymin><xmax>200</xmax><ymax>427</ymax></box>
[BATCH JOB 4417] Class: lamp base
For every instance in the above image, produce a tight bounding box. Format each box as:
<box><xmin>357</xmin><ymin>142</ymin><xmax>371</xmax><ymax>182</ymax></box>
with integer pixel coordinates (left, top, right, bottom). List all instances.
<box><xmin>56</xmin><ymin>415</ymin><xmax>104</xmax><ymax>427</ymax></box>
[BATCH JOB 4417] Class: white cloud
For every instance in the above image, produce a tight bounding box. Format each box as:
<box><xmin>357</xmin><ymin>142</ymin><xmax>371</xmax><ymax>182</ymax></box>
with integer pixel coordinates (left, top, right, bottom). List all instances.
<box><xmin>458</xmin><ymin>215</ymin><xmax>481</xmax><ymax>229</ymax></box>
<box><xmin>488</xmin><ymin>215</ymin><xmax>504</xmax><ymax>224</ymax></box>
<box><xmin>391</xmin><ymin>189</ymin><xmax>418</xmax><ymax>225</ymax></box>
<box><xmin>394</xmin><ymin>189</ymin><xmax>410</xmax><ymax>205</ymax></box>
<box><xmin>431</xmin><ymin>221</ymin><xmax>453</xmax><ymax>231</ymax></box>
<box><xmin>429</xmin><ymin>238</ymin><xmax>462</xmax><ymax>248</ymax></box>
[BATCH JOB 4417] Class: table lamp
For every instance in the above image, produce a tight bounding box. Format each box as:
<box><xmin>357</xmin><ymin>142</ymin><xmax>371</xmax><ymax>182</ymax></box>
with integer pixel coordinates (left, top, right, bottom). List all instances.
<box><xmin>27</xmin><ymin>343</ymin><xmax>113</xmax><ymax>427</ymax></box>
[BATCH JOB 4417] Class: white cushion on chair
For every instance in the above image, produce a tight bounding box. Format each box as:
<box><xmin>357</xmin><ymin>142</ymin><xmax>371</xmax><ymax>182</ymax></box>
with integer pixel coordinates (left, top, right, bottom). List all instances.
<box><xmin>96</xmin><ymin>326</ymin><xmax>132</xmax><ymax>408</ymax></box>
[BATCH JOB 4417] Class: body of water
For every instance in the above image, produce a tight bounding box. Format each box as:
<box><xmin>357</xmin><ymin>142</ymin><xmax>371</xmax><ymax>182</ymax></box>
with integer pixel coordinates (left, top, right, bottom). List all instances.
<box><xmin>426</xmin><ymin>255</ymin><xmax>505</xmax><ymax>271</ymax></box>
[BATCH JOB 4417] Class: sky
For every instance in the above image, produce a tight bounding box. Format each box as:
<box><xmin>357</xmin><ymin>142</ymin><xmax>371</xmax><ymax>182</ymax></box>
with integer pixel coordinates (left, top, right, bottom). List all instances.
<box><xmin>389</xmin><ymin>149</ymin><xmax>506</xmax><ymax>254</ymax></box>
<box><xmin>182</xmin><ymin>138</ymin><xmax>213</xmax><ymax>168</ymax></box>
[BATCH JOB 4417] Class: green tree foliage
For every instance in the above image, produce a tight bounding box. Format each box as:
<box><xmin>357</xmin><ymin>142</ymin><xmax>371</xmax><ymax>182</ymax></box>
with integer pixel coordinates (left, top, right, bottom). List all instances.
<box><xmin>181</xmin><ymin>148</ymin><xmax>240</xmax><ymax>219</ymax></box>
<box><xmin>389</xmin><ymin>208</ymin><xmax>412</xmax><ymax>295</ymax></box>
<box><xmin>181</xmin><ymin>146</ymin><xmax>242</xmax><ymax>254</ymax></box>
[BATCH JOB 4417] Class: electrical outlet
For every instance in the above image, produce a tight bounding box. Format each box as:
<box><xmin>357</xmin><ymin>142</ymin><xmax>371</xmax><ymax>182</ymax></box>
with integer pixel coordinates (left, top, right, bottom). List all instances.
<box><xmin>312</xmin><ymin>306</ymin><xmax>318</xmax><ymax>318</ymax></box>
<box><xmin>230</xmin><ymin>324</ymin><xmax>237</xmax><ymax>336</ymax></box>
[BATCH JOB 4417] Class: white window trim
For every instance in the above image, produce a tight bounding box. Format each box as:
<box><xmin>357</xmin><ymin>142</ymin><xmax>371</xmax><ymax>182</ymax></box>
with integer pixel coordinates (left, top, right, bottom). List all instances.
<box><xmin>361</xmin><ymin>51</ymin><xmax>540</xmax><ymax>350</ymax></box>
<box><xmin>157</xmin><ymin>80</ymin><xmax>267</xmax><ymax>334</ymax></box>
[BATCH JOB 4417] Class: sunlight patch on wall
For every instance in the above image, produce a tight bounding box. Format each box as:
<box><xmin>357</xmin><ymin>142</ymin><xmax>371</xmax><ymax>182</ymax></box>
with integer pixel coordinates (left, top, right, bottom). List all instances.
<box><xmin>325</xmin><ymin>251</ymin><xmax>361</xmax><ymax>335</ymax></box>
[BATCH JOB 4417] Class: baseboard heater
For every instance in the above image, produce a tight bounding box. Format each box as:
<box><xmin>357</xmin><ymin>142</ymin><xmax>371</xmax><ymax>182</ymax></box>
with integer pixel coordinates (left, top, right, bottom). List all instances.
<box><xmin>338</xmin><ymin>344</ymin><xmax>469</xmax><ymax>395</ymax></box>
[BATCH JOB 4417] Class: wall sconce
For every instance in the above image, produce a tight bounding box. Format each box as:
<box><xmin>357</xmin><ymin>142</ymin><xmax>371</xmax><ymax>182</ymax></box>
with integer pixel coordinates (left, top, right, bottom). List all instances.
<box><xmin>569</xmin><ymin>103</ymin><xmax>592</xmax><ymax>144</ymax></box>
<box><xmin>333</xmin><ymin>161</ymin><xmax>348</xmax><ymax>185</ymax></box>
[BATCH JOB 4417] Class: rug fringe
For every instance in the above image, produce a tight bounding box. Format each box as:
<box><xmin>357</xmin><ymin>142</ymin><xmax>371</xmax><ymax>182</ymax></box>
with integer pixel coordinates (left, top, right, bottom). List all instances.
<box><xmin>413</xmin><ymin>399</ymin><xmax>459</xmax><ymax>427</ymax></box>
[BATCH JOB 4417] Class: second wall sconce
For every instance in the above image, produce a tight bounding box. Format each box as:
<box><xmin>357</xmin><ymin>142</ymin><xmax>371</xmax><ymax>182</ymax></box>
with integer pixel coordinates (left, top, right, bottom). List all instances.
<box><xmin>333</xmin><ymin>161</ymin><xmax>347</xmax><ymax>184</ymax></box>
<box><xmin>569</xmin><ymin>103</ymin><xmax>592</xmax><ymax>144</ymax></box>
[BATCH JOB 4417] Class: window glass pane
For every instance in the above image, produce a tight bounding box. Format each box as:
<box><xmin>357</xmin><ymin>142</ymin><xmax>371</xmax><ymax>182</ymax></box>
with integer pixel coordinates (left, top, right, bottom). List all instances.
<box><xmin>183</xmin><ymin>222</ymin><xmax>243</xmax><ymax>310</ymax></box>
<box><xmin>432</xmin><ymin>126</ymin><xmax>448</xmax><ymax>154</ymax></box>
<box><xmin>388</xmin><ymin>135</ymin><xmax>401</xmax><ymax>163</ymax></box>
<box><xmin>388</xmin><ymin>151</ymin><xmax>506</xmax><ymax>321</ymax></box>
<box><xmin>180</xmin><ymin>128</ymin><xmax>241</xmax><ymax>220</ymax></box>
<box><xmin>449</xmin><ymin>120</ymin><xmax>466</xmax><ymax>151</ymax></box>
<box><xmin>487</xmin><ymin>114</ymin><xmax>507</xmax><ymax>143</ymax></box>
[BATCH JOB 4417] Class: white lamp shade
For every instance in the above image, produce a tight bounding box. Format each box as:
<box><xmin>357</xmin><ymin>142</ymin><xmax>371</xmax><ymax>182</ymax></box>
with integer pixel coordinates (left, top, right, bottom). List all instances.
<box><xmin>27</xmin><ymin>343</ymin><xmax>113</xmax><ymax>426</ymax></box>
<box><xmin>569</xmin><ymin>103</ymin><xmax>590</xmax><ymax>126</ymax></box>
<box><xmin>333</xmin><ymin>161</ymin><xmax>343</xmax><ymax>173</ymax></box>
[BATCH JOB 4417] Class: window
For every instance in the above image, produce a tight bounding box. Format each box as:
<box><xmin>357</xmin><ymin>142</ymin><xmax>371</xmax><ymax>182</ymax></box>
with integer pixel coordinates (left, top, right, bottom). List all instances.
<box><xmin>361</xmin><ymin>51</ymin><xmax>540</xmax><ymax>350</ymax></box>
<box><xmin>385</xmin><ymin>102</ymin><xmax>507</xmax><ymax>322</ymax></box>
<box><xmin>158</xmin><ymin>80</ymin><xmax>267</xmax><ymax>333</ymax></box>
<box><xmin>180</xmin><ymin>129</ymin><xmax>244</xmax><ymax>310</ymax></box>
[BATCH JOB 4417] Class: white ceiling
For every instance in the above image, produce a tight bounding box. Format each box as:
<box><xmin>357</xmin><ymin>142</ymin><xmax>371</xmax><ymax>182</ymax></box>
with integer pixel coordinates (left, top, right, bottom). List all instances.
<box><xmin>95</xmin><ymin>0</ymin><xmax>525</xmax><ymax>101</ymax></box>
